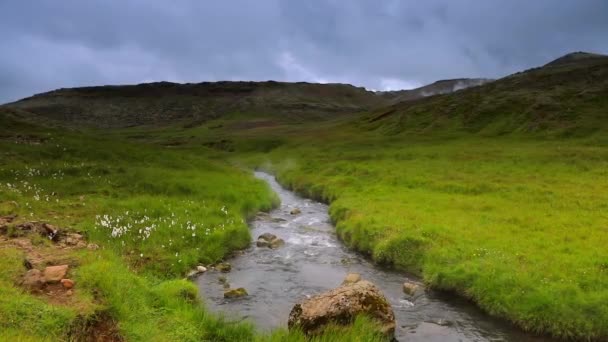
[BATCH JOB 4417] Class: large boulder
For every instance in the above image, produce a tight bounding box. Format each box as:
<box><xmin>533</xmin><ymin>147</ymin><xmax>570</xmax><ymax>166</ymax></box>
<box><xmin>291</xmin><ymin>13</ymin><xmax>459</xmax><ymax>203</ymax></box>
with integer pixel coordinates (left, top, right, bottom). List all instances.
<box><xmin>288</xmin><ymin>277</ymin><xmax>395</xmax><ymax>337</ymax></box>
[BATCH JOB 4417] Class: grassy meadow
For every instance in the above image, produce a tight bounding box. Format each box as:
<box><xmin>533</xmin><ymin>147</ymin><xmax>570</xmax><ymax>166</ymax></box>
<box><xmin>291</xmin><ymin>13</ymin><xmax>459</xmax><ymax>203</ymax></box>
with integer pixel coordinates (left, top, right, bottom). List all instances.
<box><xmin>236</xmin><ymin>126</ymin><xmax>608</xmax><ymax>340</ymax></box>
<box><xmin>0</xmin><ymin>116</ymin><xmax>390</xmax><ymax>341</ymax></box>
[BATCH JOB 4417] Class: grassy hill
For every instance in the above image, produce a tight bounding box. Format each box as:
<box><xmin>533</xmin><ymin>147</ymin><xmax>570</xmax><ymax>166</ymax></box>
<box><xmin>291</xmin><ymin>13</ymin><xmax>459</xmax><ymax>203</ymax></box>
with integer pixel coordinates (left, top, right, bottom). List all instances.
<box><xmin>378</xmin><ymin>78</ymin><xmax>493</xmax><ymax>104</ymax></box>
<box><xmin>2</xmin><ymin>81</ymin><xmax>386</xmax><ymax>128</ymax></box>
<box><xmin>365</xmin><ymin>52</ymin><xmax>608</xmax><ymax>137</ymax></box>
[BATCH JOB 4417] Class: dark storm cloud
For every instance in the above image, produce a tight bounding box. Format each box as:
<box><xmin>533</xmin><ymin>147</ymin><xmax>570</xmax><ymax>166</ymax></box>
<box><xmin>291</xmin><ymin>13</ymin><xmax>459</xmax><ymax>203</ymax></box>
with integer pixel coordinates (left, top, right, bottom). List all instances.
<box><xmin>1</xmin><ymin>0</ymin><xmax>607</xmax><ymax>102</ymax></box>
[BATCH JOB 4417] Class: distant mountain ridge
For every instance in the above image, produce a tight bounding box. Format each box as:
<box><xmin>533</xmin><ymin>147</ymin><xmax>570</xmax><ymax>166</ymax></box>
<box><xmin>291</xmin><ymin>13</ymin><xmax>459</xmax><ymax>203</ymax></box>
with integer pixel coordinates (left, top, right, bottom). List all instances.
<box><xmin>2</xmin><ymin>51</ymin><xmax>607</xmax><ymax>135</ymax></box>
<box><xmin>2</xmin><ymin>81</ymin><xmax>386</xmax><ymax>128</ymax></box>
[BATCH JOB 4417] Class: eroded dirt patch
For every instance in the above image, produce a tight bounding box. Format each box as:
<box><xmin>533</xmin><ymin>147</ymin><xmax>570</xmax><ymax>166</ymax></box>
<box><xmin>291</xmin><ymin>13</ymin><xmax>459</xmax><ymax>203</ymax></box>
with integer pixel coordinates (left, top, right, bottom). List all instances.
<box><xmin>69</xmin><ymin>311</ymin><xmax>124</xmax><ymax>342</ymax></box>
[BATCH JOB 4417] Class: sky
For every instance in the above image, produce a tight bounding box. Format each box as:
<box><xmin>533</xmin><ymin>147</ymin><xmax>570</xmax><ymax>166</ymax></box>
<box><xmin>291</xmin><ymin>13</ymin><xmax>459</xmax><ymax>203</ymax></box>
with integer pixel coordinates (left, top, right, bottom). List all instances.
<box><xmin>1</xmin><ymin>0</ymin><xmax>607</xmax><ymax>103</ymax></box>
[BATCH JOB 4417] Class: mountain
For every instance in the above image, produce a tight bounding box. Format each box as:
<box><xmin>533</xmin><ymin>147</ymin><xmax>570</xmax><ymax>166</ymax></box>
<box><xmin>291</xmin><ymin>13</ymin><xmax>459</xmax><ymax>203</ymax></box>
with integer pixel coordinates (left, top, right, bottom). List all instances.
<box><xmin>379</xmin><ymin>78</ymin><xmax>493</xmax><ymax>103</ymax></box>
<box><xmin>1</xmin><ymin>81</ymin><xmax>386</xmax><ymax>128</ymax></box>
<box><xmin>365</xmin><ymin>52</ymin><xmax>608</xmax><ymax>136</ymax></box>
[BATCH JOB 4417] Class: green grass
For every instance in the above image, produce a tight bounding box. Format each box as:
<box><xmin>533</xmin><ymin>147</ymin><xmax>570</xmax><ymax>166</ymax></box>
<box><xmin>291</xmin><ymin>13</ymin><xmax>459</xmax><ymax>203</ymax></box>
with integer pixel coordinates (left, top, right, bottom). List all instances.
<box><xmin>0</xmin><ymin>117</ymin><xmax>388</xmax><ymax>341</ymax></box>
<box><xmin>0</xmin><ymin>124</ymin><xmax>274</xmax><ymax>340</ymax></box>
<box><xmin>239</xmin><ymin>132</ymin><xmax>608</xmax><ymax>340</ymax></box>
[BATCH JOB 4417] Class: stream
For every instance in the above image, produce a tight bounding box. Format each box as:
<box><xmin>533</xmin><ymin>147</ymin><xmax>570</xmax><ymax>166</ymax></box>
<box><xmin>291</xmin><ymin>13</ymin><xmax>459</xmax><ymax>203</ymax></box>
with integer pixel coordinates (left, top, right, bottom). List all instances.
<box><xmin>197</xmin><ymin>172</ymin><xmax>549</xmax><ymax>341</ymax></box>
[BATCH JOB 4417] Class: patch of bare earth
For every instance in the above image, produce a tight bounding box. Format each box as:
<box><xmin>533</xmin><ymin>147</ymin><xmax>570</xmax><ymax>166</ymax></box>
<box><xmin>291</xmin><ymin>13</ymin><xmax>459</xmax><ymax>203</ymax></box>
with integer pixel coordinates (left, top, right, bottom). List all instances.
<box><xmin>1</xmin><ymin>215</ymin><xmax>122</xmax><ymax>340</ymax></box>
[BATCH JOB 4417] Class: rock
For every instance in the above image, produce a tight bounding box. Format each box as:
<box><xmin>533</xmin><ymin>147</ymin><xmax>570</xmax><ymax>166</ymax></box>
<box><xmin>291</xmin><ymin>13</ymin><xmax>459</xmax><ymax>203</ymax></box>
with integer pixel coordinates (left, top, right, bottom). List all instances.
<box><xmin>223</xmin><ymin>282</ymin><xmax>230</xmax><ymax>289</ymax></box>
<box><xmin>257</xmin><ymin>233</ymin><xmax>284</xmax><ymax>249</ymax></box>
<box><xmin>186</xmin><ymin>266</ymin><xmax>208</xmax><ymax>279</ymax></box>
<box><xmin>216</xmin><ymin>262</ymin><xmax>231</xmax><ymax>273</ymax></box>
<box><xmin>66</xmin><ymin>290</ymin><xmax>73</xmax><ymax>296</ymax></box>
<box><xmin>43</xmin><ymin>265</ymin><xmax>69</xmax><ymax>283</ymax></box>
<box><xmin>42</xmin><ymin>223</ymin><xmax>58</xmax><ymax>240</ymax></box>
<box><xmin>224</xmin><ymin>287</ymin><xmax>248</xmax><ymax>298</ymax></box>
<box><xmin>14</xmin><ymin>221</ymin><xmax>59</xmax><ymax>240</ymax></box>
<box><xmin>269</xmin><ymin>238</ymin><xmax>285</xmax><ymax>249</ymax></box>
<box><xmin>218</xmin><ymin>275</ymin><xmax>228</xmax><ymax>284</ymax></box>
<box><xmin>256</xmin><ymin>239</ymin><xmax>270</xmax><ymax>248</ymax></box>
<box><xmin>288</xmin><ymin>279</ymin><xmax>395</xmax><ymax>337</ymax></box>
<box><xmin>0</xmin><ymin>214</ymin><xmax>16</xmax><ymax>229</ymax></box>
<box><xmin>61</xmin><ymin>278</ymin><xmax>75</xmax><ymax>289</ymax></box>
<box><xmin>258</xmin><ymin>233</ymin><xmax>277</xmax><ymax>241</ymax></box>
<box><xmin>87</xmin><ymin>243</ymin><xmax>100</xmax><ymax>250</ymax></box>
<box><xmin>255</xmin><ymin>212</ymin><xmax>271</xmax><ymax>220</ymax></box>
<box><xmin>271</xmin><ymin>217</ymin><xmax>286</xmax><ymax>223</ymax></box>
<box><xmin>65</xmin><ymin>233</ymin><xmax>84</xmax><ymax>246</ymax></box>
<box><xmin>290</xmin><ymin>208</ymin><xmax>301</xmax><ymax>215</ymax></box>
<box><xmin>342</xmin><ymin>273</ymin><xmax>361</xmax><ymax>285</ymax></box>
<box><xmin>403</xmin><ymin>281</ymin><xmax>419</xmax><ymax>296</ymax></box>
<box><xmin>22</xmin><ymin>269</ymin><xmax>45</xmax><ymax>291</ymax></box>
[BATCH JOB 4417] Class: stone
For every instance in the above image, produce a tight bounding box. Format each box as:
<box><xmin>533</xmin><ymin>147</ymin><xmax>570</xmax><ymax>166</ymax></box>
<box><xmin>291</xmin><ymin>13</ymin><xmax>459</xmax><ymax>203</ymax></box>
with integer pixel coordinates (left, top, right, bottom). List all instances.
<box><xmin>223</xmin><ymin>287</ymin><xmax>248</xmax><ymax>298</ymax></box>
<box><xmin>256</xmin><ymin>212</ymin><xmax>271</xmax><ymax>219</ymax></box>
<box><xmin>402</xmin><ymin>281</ymin><xmax>420</xmax><ymax>296</ymax></box>
<box><xmin>218</xmin><ymin>275</ymin><xmax>228</xmax><ymax>284</ymax></box>
<box><xmin>258</xmin><ymin>233</ymin><xmax>277</xmax><ymax>241</ymax></box>
<box><xmin>342</xmin><ymin>272</ymin><xmax>361</xmax><ymax>285</ymax></box>
<box><xmin>271</xmin><ymin>217</ymin><xmax>287</xmax><ymax>223</ymax></box>
<box><xmin>269</xmin><ymin>238</ymin><xmax>285</xmax><ymax>249</ymax></box>
<box><xmin>186</xmin><ymin>266</ymin><xmax>208</xmax><ymax>279</ymax></box>
<box><xmin>66</xmin><ymin>290</ymin><xmax>73</xmax><ymax>296</ymax></box>
<box><xmin>43</xmin><ymin>265</ymin><xmax>69</xmax><ymax>283</ymax></box>
<box><xmin>216</xmin><ymin>262</ymin><xmax>231</xmax><ymax>273</ymax></box>
<box><xmin>288</xmin><ymin>279</ymin><xmax>395</xmax><ymax>337</ymax></box>
<box><xmin>22</xmin><ymin>269</ymin><xmax>45</xmax><ymax>291</ymax></box>
<box><xmin>290</xmin><ymin>208</ymin><xmax>301</xmax><ymax>215</ymax></box>
<box><xmin>65</xmin><ymin>233</ymin><xmax>84</xmax><ymax>246</ymax></box>
<box><xmin>0</xmin><ymin>214</ymin><xmax>16</xmax><ymax>229</ymax></box>
<box><xmin>87</xmin><ymin>243</ymin><xmax>100</xmax><ymax>250</ymax></box>
<box><xmin>42</xmin><ymin>223</ymin><xmax>58</xmax><ymax>240</ymax></box>
<box><xmin>256</xmin><ymin>239</ymin><xmax>270</xmax><ymax>248</ymax></box>
<box><xmin>61</xmin><ymin>278</ymin><xmax>75</xmax><ymax>289</ymax></box>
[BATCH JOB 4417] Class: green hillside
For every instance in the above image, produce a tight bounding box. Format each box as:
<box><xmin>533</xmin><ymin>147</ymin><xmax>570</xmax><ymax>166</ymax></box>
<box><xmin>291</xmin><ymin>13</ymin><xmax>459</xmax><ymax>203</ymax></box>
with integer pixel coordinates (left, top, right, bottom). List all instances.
<box><xmin>365</xmin><ymin>52</ymin><xmax>608</xmax><ymax>137</ymax></box>
<box><xmin>3</xmin><ymin>81</ymin><xmax>386</xmax><ymax>128</ymax></box>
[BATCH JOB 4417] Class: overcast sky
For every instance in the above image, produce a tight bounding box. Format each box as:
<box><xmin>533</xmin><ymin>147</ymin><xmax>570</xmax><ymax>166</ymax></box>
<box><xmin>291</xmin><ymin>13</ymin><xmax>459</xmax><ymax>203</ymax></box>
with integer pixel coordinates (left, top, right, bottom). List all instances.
<box><xmin>1</xmin><ymin>1</ymin><xmax>607</xmax><ymax>103</ymax></box>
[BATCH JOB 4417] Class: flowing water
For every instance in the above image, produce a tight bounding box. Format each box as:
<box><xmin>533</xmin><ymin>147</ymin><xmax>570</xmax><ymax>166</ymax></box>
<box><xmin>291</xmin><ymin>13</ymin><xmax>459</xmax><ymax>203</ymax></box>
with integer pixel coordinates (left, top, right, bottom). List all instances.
<box><xmin>197</xmin><ymin>172</ymin><xmax>550</xmax><ymax>341</ymax></box>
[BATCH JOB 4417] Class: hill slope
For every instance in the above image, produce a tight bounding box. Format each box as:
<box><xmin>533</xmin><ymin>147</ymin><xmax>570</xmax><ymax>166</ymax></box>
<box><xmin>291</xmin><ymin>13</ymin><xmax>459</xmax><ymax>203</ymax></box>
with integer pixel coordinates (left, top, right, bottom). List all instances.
<box><xmin>365</xmin><ymin>52</ymin><xmax>608</xmax><ymax>136</ymax></box>
<box><xmin>379</xmin><ymin>78</ymin><xmax>493</xmax><ymax>104</ymax></box>
<box><xmin>2</xmin><ymin>81</ymin><xmax>387</xmax><ymax>128</ymax></box>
